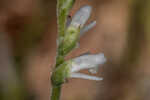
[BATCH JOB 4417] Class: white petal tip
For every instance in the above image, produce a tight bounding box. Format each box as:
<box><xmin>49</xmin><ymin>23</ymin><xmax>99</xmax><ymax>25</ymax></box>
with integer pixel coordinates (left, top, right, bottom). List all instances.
<box><xmin>97</xmin><ymin>53</ymin><xmax>107</xmax><ymax>63</ymax></box>
<box><xmin>81</xmin><ymin>5</ymin><xmax>92</xmax><ymax>13</ymax></box>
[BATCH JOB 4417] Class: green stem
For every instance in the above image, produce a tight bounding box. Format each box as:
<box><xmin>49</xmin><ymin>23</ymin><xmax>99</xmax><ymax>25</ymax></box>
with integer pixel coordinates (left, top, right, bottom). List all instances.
<box><xmin>50</xmin><ymin>0</ymin><xmax>75</xmax><ymax>100</ymax></box>
<box><xmin>51</xmin><ymin>85</ymin><xmax>62</xmax><ymax>100</ymax></box>
<box><xmin>56</xmin><ymin>56</ymin><xmax>65</xmax><ymax>67</ymax></box>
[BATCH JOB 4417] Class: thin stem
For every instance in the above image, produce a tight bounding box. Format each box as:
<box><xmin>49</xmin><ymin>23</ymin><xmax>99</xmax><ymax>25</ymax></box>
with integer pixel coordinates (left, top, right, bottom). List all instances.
<box><xmin>51</xmin><ymin>0</ymin><xmax>75</xmax><ymax>99</ymax></box>
<box><xmin>51</xmin><ymin>85</ymin><xmax>62</xmax><ymax>100</ymax></box>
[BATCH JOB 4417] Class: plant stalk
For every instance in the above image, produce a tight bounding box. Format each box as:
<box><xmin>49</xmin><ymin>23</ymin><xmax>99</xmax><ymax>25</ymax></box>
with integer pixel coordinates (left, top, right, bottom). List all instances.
<box><xmin>51</xmin><ymin>85</ymin><xmax>62</xmax><ymax>100</ymax></box>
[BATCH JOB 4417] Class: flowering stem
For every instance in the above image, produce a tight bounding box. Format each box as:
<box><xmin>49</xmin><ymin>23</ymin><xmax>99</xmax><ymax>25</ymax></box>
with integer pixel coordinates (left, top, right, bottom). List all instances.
<box><xmin>50</xmin><ymin>0</ymin><xmax>106</xmax><ymax>100</ymax></box>
<box><xmin>50</xmin><ymin>0</ymin><xmax>75</xmax><ymax>100</ymax></box>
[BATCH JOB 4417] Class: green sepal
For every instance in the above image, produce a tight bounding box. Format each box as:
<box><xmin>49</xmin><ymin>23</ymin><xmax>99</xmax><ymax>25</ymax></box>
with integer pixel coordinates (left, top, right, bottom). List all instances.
<box><xmin>51</xmin><ymin>60</ymin><xmax>72</xmax><ymax>86</ymax></box>
<box><xmin>58</xmin><ymin>26</ymin><xmax>80</xmax><ymax>56</ymax></box>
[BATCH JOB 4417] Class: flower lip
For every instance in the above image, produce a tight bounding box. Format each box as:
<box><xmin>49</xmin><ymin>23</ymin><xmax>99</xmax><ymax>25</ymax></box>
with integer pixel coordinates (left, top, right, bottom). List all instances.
<box><xmin>70</xmin><ymin>73</ymin><xmax>103</xmax><ymax>81</ymax></box>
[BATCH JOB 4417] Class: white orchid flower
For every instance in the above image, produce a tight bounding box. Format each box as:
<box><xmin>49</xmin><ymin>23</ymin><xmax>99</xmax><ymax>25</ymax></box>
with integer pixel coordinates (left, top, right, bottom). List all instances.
<box><xmin>52</xmin><ymin>53</ymin><xmax>106</xmax><ymax>84</ymax></box>
<box><xmin>69</xmin><ymin>53</ymin><xmax>106</xmax><ymax>81</ymax></box>
<box><xmin>71</xmin><ymin>5</ymin><xmax>92</xmax><ymax>28</ymax></box>
<box><xmin>67</xmin><ymin>5</ymin><xmax>96</xmax><ymax>35</ymax></box>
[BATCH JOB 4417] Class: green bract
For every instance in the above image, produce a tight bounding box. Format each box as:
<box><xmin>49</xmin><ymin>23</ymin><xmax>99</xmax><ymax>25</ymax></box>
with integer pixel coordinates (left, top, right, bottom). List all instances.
<box><xmin>51</xmin><ymin>60</ymin><xmax>72</xmax><ymax>85</ymax></box>
<box><xmin>58</xmin><ymin>26</ymin><xmax>80</xmax><ymax>56</ymax></box>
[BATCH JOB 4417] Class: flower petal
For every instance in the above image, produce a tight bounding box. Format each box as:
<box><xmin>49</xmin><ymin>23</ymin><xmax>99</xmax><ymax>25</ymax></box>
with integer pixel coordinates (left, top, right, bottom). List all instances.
<box><xmin>88</xmin><ymin>66</ymin><xmax>99</xmax><ymax>74</ymax></box>
<box><xmin>71</xmin><ymin>53</ymin><xmax>106</xmax><ymax>72</ymax></box>
<box><xmin>80</xmin><ymin>21</ymin><xmax>96</xmax><ymax>36</ymax></box>
<box><xmin>71</xmin><ymin>5</ymin><xmax>92</xmax><ymax>28</ymax></box>
<box><xmin>70</xmin><ymin>73</ymin><xmax>103</xmax><ymax>81</ymax></box>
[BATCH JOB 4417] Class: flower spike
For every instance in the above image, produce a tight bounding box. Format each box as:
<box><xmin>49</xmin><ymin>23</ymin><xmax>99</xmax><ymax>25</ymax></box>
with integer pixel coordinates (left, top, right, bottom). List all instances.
<box><xmin>51</xmin><ymin>0</ymin><xmax>107</xmax><ymax>99</ymax></box>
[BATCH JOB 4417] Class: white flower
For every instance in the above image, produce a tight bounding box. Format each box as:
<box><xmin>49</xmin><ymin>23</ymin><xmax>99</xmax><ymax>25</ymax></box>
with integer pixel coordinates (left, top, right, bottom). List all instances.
<box><xmin>69</xmin><ymin>53</ymin><xmax>106</xmax><ymax>81</ymax></box>
<box><xmin>67</xmin><ymin>5</ymin><xmax>96</xmax><ymax>36</ymax></box>
<box><xmin>71</xmin><ymin>5</ymin><xmax>92</xmax><ymax>28</ymax></box>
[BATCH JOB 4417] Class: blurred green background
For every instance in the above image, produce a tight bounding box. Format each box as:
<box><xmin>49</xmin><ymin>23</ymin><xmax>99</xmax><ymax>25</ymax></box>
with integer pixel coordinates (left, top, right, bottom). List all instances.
<box><xmin>0</xmin><ymin>0</ymin><xmax>150</xmax><ymax>100</ymax></box>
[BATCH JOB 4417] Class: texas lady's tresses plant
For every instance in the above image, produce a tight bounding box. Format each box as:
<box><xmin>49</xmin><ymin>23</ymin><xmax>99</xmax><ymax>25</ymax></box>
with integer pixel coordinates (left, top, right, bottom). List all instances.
<box><xmin>50</xmin><ymin>0</ymin><xmax>107</xmax><ymax>100</ymax></box>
